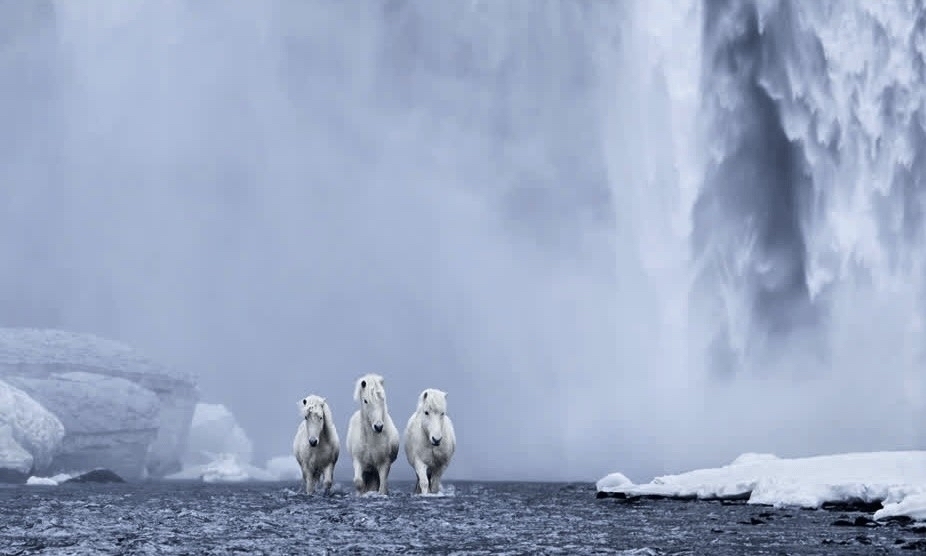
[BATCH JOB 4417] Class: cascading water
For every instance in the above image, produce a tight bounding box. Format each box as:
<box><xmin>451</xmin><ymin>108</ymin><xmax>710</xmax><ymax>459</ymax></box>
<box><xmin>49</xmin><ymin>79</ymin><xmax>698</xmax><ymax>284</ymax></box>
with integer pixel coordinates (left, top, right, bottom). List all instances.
<box><xmin>603</xmin><ymin>0</ymin><xmax>926</xmax><ymax>474</ymax></box>
<box><xmin>0</xmin><ymin>0</ymin><xmax>924</xmax><ymax>481</ymax></box>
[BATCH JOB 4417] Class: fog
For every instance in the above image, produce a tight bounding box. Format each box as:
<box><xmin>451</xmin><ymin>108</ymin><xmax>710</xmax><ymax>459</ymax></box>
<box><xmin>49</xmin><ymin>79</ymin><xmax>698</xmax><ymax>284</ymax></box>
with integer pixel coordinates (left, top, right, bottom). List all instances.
<box><xmin>3</xmin><ymin>0</ymin><xmax>925</xmax><ymax>483</ymax></box>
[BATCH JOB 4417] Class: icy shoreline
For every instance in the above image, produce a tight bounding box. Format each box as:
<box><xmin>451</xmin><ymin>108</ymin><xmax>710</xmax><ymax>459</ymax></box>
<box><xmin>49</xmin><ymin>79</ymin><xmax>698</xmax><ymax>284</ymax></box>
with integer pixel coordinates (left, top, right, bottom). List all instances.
<box><xmin>597</xmin><ymin>451</ymin><xmax>926</xmax><ymax>522</ymax></box>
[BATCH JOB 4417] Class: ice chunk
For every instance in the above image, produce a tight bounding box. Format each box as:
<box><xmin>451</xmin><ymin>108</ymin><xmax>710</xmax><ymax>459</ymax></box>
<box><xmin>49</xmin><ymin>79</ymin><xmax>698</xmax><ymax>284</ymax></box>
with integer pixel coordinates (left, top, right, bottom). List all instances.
<box><xmin>0</xmin><ymin>425</ymin><xmax>34</xmax><ymax>475</ymax></box>
<box><xmin>598</xmin><ymin>451</ymin><xmax>926</xmax><ymax>522</ymax></box>
<box><xmin>167</xmin><ymin>453</ymin><xmax>275</xmax><ymax>483</ymax></box>
<box><xmin>595</xmin><ymin>472</ymin><xmax>633</xmax><ymax>491</ymax></box>
<box><xmin>0</xmin><ymin>378</ymin><xmax>64</xmax><ymax>474</ymax></box>
<box><xmin>0</xmin><ymin>328</ymin><xmax>198</xmax><ymax>479</ymax></box>
<box><xmin>7</xmin><ymin>371</ymin><xmax>159</xmax><ymax>480</ymax></box>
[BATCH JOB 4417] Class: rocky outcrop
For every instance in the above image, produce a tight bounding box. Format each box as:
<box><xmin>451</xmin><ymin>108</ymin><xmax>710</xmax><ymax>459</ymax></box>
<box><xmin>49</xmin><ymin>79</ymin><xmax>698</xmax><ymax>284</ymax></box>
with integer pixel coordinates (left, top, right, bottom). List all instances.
<box><xmin>0</xmin><ymin>328</ymin><xmax>198</xmax><ymax>480</ymax></box>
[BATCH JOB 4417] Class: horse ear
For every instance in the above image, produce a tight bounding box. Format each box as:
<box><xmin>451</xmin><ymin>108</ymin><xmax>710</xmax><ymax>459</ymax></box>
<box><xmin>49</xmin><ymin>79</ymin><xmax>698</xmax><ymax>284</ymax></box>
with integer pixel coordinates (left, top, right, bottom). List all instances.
<box><xmin>361</xmin><ymin>380</ymin><xmax>366</xmax><ymax>389</ymax></box>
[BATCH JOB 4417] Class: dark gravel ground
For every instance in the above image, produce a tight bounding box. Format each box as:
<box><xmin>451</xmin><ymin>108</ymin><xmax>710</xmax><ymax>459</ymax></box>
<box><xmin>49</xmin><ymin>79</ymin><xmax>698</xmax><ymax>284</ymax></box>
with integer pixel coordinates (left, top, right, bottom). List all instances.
<box><xmin>0</xmin><ymin>481</ymin><xmax>923</xmax><ymax>555</ymax></box>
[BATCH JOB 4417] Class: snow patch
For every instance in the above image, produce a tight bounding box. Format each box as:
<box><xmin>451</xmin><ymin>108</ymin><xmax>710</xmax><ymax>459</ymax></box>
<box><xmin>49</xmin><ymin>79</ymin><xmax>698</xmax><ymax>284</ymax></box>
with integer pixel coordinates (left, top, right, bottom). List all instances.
<box><xmin>25</xmin><ymin>476</ymin><xmax>57</xmax><ymax>486</ymax></box>
<box><xmin>598</xmin><ymin>451</ymin><xmax>926</xmax><ymax>521</ymax></box>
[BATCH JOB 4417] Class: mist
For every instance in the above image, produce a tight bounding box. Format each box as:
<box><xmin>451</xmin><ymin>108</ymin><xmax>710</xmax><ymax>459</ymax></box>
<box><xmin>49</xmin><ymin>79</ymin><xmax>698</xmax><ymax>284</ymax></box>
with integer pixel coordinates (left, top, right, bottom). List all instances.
<box><xmin>3</xmin><ymin>0</ymin><xmax>926</xmax><ymax>483</ymax></box>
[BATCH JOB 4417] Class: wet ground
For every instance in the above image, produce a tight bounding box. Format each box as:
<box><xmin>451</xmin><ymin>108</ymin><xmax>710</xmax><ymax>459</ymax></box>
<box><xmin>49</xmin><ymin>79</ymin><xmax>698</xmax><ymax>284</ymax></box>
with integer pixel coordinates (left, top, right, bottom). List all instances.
<box><xmin>0</xmin><ymin>481</ymin><xmax>923</xmax><ymax>554</ymax></box>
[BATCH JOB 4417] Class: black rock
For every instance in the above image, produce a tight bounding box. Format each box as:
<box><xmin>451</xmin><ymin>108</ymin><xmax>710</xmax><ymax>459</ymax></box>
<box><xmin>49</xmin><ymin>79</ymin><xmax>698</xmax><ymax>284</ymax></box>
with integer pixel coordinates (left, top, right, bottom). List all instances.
<box><xmin>596</xmin><ymin>490</ymin><xmax>625</xmax><ymax>499</ymax></box>
<box><xmin>822</xmin><ymin>499</ymin><xmax>883</xmax><ymax>513</ymax></box>
<box><xmin>0</xmin><ymin>468</ymin><xmax>27</xmax><ymax>484</ymax></box>
<box><xmin>738</xmin><ymin>517</ymin><xmax>766</xmax><ymax>525</ymax></box>
<box><xmin>63</xmin><ymin>469</ymin><xmax>126</xmax><ymax>484</ymax></box>
<box><xmin>902</xmin><ymin>539</ymin><xmax>926</xmax><ymax>551</ymax></box>
<box><xmin>834</xmin><ymin>516</ymin><xmax>878</xmax><ymax>527</ymax></box>
<box><xmin>883</xmin><ymin>515</ymin><xmax>916</xmax><ymax>527</ymax></box>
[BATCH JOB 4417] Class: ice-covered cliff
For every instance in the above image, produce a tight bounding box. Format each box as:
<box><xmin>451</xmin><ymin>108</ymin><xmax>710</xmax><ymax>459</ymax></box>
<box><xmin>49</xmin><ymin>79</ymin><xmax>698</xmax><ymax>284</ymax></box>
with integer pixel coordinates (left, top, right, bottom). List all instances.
<box><xmin>0</xmin><ymin>329</ymin><xmax>198</xmax><ymax>480</ymax></box>
<box><xmin>0</xmin><ymin>378</ymin><xmax>65</xmax><ymax>480</ymax></box>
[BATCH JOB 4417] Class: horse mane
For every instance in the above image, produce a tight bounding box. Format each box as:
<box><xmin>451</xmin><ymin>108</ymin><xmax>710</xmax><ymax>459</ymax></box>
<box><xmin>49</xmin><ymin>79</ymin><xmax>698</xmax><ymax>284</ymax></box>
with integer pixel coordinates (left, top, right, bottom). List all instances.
<box><xmin>354</xmin><ymin>373</ymin><xmax>386</xmax><ymax>402</ymax></box>
<box><xmin>417</xmin><ymin>388</ymin><xmax>447</xmax><ymax>413</ymax></box>
<box><xmin>320</xmin><ymin>398</ymin><xmax>339</xmax><ymax>444</ymax></box>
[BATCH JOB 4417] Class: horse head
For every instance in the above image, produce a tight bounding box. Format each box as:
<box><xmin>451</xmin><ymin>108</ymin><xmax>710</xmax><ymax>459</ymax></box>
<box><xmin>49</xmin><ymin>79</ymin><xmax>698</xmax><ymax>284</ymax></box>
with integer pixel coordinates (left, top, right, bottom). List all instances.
<box><xmin>417</xmin><ymin>389</ymin><xmax>448</xmax><ymax>447</ymax></box>
<box><xmin>355</xmin><ymin>374</ymin><xmax>388</xmax><ymax>434</ymax></box>
<box><xmin>301</xmin><ymin>395</ymin><xmax>327</xmax><ymax>447</ymax></box>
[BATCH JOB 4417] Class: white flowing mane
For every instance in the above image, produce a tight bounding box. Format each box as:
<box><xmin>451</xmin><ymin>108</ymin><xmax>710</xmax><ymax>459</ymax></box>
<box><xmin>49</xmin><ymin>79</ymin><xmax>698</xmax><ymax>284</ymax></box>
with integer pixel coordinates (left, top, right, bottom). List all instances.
<box><xmin>353</xmin><ymin>373</ymin><xmax>386</xmax><ymax>403</ymax></box>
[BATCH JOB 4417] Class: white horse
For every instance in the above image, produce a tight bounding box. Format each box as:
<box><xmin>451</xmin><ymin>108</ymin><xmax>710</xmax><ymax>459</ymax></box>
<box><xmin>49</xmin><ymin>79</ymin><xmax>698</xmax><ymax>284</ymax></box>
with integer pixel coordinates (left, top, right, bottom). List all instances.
<box><xmin>346</xmin><ymin>374</ymin><xmax>399</xmax><ymax>495</ymax></box>
<box><xmin>404</xmin><ymin>388</ymin><xmax>456</xmax><ymax>494</ymax></box>
<box><xmin>292</xmin><ymin>394</ymin><xmax>339</xmax><ymax>495</ymax></box>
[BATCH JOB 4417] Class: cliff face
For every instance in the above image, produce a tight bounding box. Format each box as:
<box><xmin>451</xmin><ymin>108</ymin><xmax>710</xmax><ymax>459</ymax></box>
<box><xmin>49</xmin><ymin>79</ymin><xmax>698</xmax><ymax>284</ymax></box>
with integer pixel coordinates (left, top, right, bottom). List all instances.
<box><xmin>0</xmin><ymin>329</ymin><xmax>198</xmax><ymax>480</ymax></box>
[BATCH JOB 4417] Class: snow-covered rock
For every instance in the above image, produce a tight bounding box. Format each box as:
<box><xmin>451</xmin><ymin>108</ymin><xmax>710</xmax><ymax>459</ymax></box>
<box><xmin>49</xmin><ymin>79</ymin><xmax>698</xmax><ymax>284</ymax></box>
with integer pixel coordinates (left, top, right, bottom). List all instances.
<box><xmin>0</xmin><ymin>328</ymin><xmax>198</xmax><ymax>479</ymax></box>
<box><xmin>0</xmin><ymin>378</ymin><xmax>64</xmax><ymax>475</ymax></box>
<box><xmin>597</xmin><ymin>451</ymin><xmax>926</xmax><ymax>522</ymax></box>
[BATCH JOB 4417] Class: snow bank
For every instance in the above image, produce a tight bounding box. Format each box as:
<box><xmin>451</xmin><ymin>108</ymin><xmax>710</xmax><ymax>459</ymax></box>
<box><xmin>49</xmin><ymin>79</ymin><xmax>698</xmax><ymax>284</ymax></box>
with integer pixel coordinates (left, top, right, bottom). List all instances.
<box><xmin>598</xmin><ymin>451</ymin><xmax>926</xmax><ymax>521</ymax></box>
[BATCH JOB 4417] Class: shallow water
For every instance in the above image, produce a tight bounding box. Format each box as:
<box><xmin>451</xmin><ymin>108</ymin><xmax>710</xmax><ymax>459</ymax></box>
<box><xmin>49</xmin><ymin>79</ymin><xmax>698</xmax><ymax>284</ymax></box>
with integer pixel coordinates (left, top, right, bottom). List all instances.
<box><xmin>0</xmin><ymin>481</ymin><xmax>921</xmax><ymax>555</ymax></box>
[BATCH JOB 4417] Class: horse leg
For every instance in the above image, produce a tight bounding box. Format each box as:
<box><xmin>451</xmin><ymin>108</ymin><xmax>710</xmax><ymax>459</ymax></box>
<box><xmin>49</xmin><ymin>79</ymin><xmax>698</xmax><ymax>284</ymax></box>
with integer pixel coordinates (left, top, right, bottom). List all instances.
<box><xmin>359</xmin><ymin>468</ymin><xmax>377</xmax><ymax>492</ymax></box>
<box><xmin>323</xmin><ymin>463</ymin><xmax>334</xmax><ymax>495</ymax></box>
<box><xmin>429</xmin><ymin>467</ymin><xmax>444</xmax><ymax>494</ymax></box>
<box><xmin>352</xmin><ymin>459</ymin><xmax>365</xmax><ymax>494</ymax></box>
<box><xmin>307</xmin><ymin>473</ymin><xmax>318</xmax><ymax>495</ymax></box>
<box><xmin>300</xmin><ymin>464</ymin><xmax>312</xmax><ymax>494</ymax></box>
<box><xmin>376</xmin><ymin>462</ymin><xmax>391</xmax><ymax>495</ymax></box>
<box><xmin>413</xmin><ymin>460</ymin><xmax>429</xmax><ymax>495</ymax></box>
